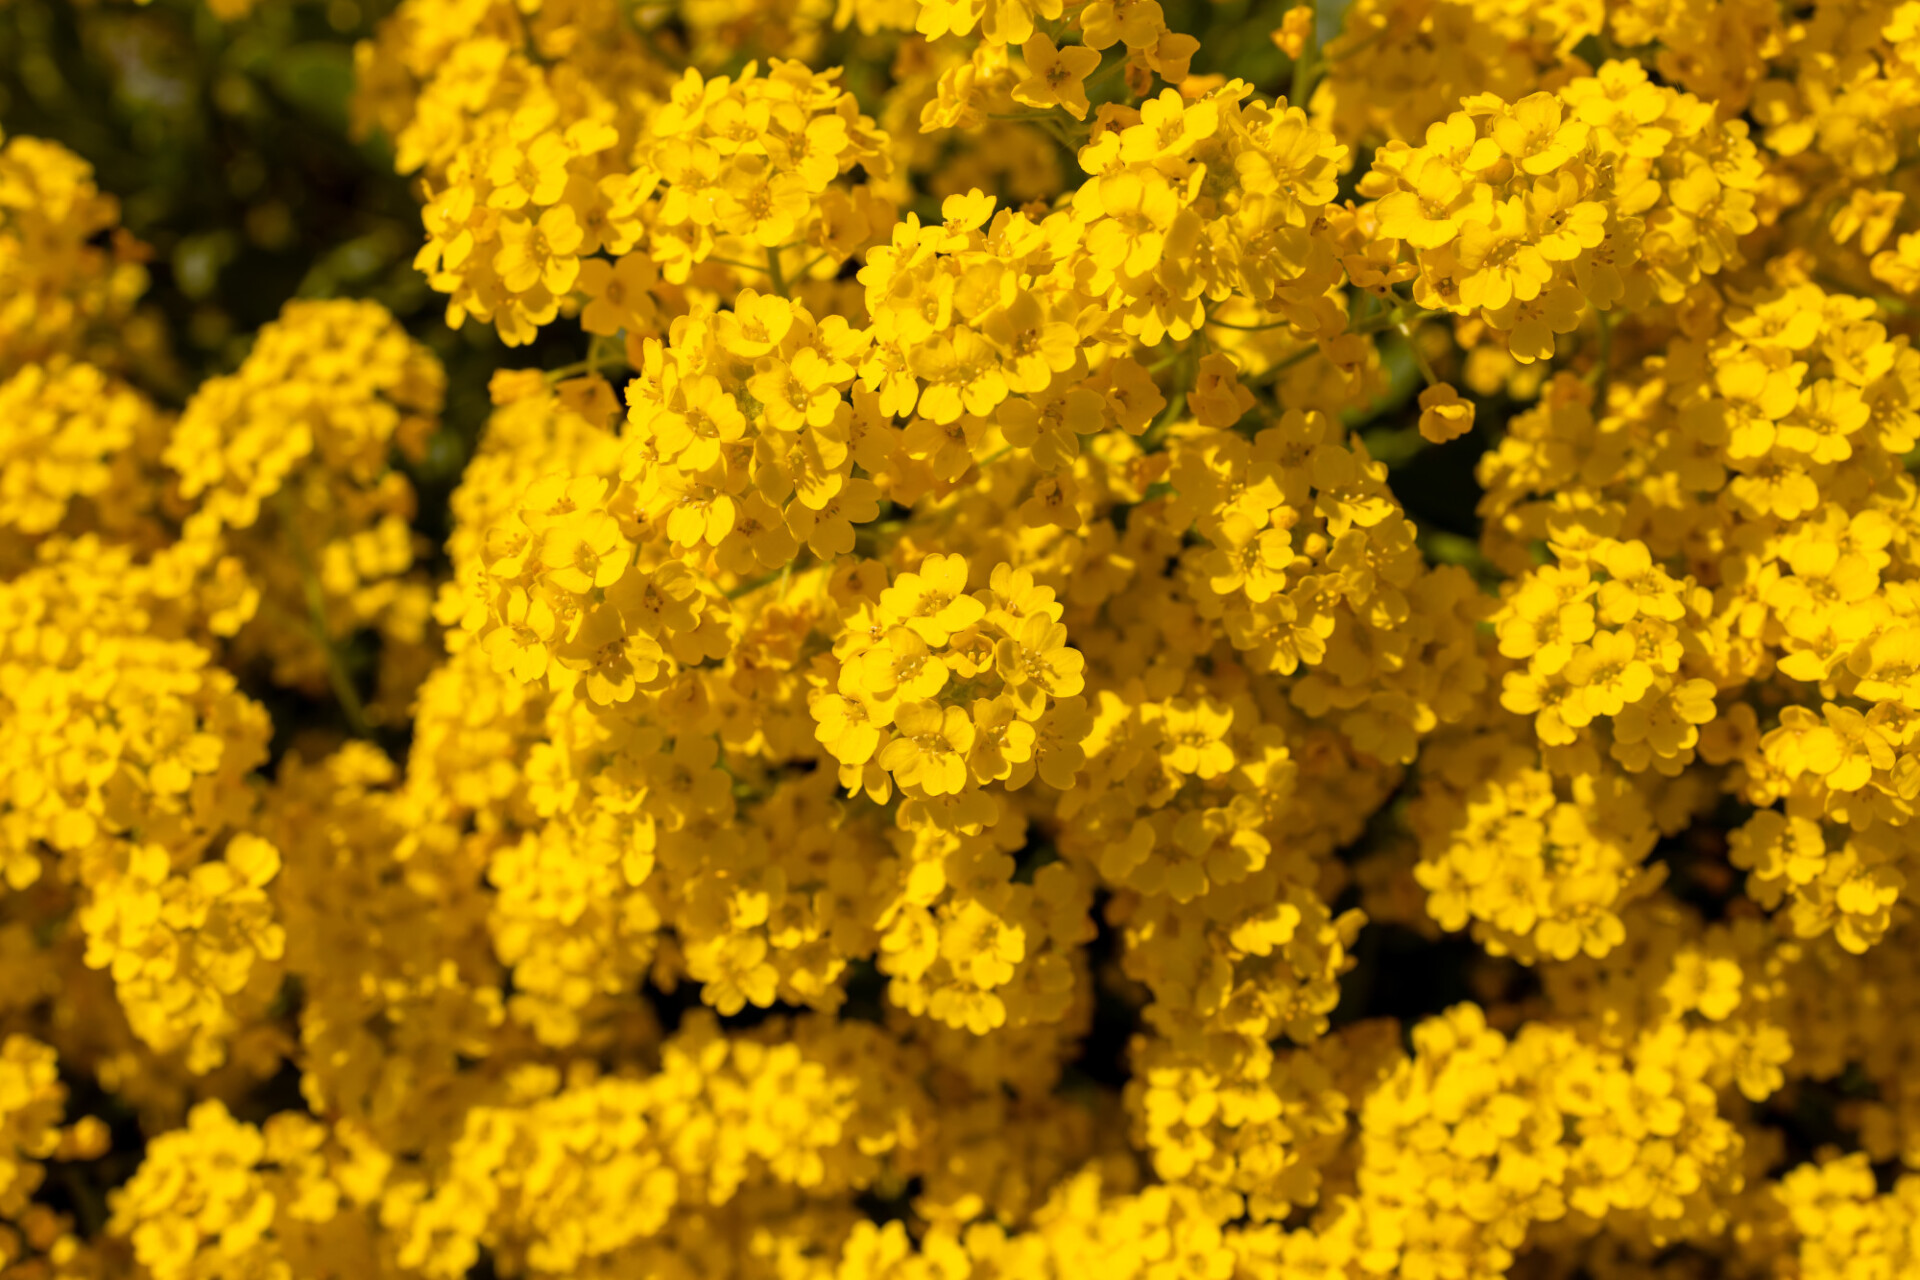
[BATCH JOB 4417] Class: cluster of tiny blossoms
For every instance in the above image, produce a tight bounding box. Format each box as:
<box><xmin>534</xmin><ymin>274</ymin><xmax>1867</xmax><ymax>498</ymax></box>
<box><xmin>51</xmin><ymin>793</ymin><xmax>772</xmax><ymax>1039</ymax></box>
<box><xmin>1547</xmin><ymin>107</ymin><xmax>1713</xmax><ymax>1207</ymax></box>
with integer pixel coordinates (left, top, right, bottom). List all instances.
<box><xmin>13</xmin><ymin>0</ymin><xmax>1920</xmax><ymax>1276</ymax></box>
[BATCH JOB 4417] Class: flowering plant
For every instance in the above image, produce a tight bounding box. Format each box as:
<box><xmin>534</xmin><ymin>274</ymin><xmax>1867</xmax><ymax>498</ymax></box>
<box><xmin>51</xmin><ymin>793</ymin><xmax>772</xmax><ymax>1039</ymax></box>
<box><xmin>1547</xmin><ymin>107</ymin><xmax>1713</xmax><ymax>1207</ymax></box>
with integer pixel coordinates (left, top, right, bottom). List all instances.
<box><xmin>5</xmin><ymin>0</ymin><xmax>1920</xmax><ymax>1275</ymax></box>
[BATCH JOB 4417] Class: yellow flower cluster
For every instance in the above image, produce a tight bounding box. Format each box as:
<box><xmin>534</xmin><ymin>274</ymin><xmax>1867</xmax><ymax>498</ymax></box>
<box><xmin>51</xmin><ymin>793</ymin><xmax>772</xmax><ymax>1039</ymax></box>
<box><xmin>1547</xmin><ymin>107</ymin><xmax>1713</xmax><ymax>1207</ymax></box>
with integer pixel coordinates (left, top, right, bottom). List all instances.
<box><xmin>1478</xmin><ymin>279</ymin><xmax>1920</xmax><ymax>962</ymax></box>
<box><xmin>1364</xmin><ymin>61</ymin><xmax>1763</xmax><ymax>360</ymax></box>
<box><xmin>107</xmin><ymin>1099</ymin><xmax>384</xmax><ymax>1280</ymax></box>
<box><xmin>0</xmin><ymin>130</ymin><xmax>155</xmax><ymax>377</ymax></box>
<box><xmin>1</xmin><ymin>543</ymin><xmax>280</xmax><ymax>1073</ymax></box>
<box><xmin>165</xmin><ymin>298</ymin><xmax>445</xmax><ymax>700</ymax></box>
<box><xmin>0</xmin><ymin>362</ymin><xmax>168</xmax><ymax>566</ymax></box>
<box><xmin>15</xmin><ymin>0</ymin><xmax>1920</xmax><ymax>1276</ymax></box>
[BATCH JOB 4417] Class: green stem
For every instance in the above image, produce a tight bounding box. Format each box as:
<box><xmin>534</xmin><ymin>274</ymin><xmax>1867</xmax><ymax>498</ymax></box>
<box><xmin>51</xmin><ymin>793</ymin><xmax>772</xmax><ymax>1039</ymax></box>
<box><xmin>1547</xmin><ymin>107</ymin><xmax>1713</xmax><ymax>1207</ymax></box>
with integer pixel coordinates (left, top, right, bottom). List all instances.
<box><xmin>1289</xmin><ymin>0</ymin><xmax>1322</xmax><ymax>107</ymax></box>
<box><xmin>1323</xmin><ymin>25</ymin><xmax>1385</xmax><ymax>65</ymax></box>
<box><xmin>1248</xmin><ymin>342</ymin><xmax>1321</xmax><ymax>388</ymax></box>
<box><xmin>588</xmin><ymin>332</ymin><xmax>620</xmax><ymax>371</ymax></box>
<box><xmin>1207</xmin><ymin>315</ymin><xmax>1293</xmax><ymax>332</ymax></box>
<box><xmin>1398</xmin><ymin>319</ymin><xmax>1440</xmax><ymax>387</ymax></box>
<box><xmin>1043</xmin><ymin>115</ymin><xmax>1084</xmax><ymax>151</ymax></box>
<box><xmin>794</xmin><ymin>249</ymin><xmax>836</xmax><ymax>280</ymax></box>
<box><xmin>276</xmin><ymin>487</ymin><xmax>371</xmax><ymax>738</ymax></box>
<box><xmin>1141</xmin><ymin>388</ymin><xmax>1187</xmax><ymax>451</ymax></box>
<box><xmin>1140</xmin><ymin>344</ymin><xmax>1200</xmax><ymax>450</ymax></box>
<box><xmin>1242</xmin><ymin>304</ymin><xmax>1445</xmax><ymax>390</ymax></box>
<box><xmin>1081</xmin><ymin>55</ymin><xmax>1128</xmax><ymax>106</ymax></box>
<box><xmin>1359</xmin><ymin>304</ymin><xmax>1442</xmax><ymax>336</ymax></box>
<box><xmin>766</xmin><ymin>246</ymin><xmax>789</xmax><ymax>299</ymax></box>
<box><xmin>700</xmin><ymin>255</ymin><xmax>774</xmax><ymax>275</ymax></box>
<box><xmin>1589</xmin><ymin>306</ymin><xmax>1613</xmax><ymax>408</ymax></box>
<box><xmin>59</xmin><ymin>1165</ymin><xmax>106</xmax><ymax>1238</ymax></box>
<box><xmin>544</xmin><ymin>338</ymin><xmax>628</xmax><ymax>384</ymax></box>
<box><xmin>1813</xmin><ymin>271</ymin><xmax>1912</xmax><ymax>316</ymax></box>
<box><xmin>990</xmin><ymin>111</ymin><xmax>1085</xmax><ymax>150</ymax></box>
<box><xmin>726</xmin><ymin>554</ymin><xmax>813</xmax><ymax>599</ymax></box>
<box><xmin>543</xmin><ymin>359</ymin><xmax>593</xmax><ymax>383</ymax></box>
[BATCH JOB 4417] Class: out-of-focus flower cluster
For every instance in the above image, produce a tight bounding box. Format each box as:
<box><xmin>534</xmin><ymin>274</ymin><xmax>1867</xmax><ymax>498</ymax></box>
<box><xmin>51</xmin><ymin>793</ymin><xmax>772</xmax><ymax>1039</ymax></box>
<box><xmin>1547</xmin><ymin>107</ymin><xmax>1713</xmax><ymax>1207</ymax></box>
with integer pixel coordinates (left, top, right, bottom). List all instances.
<box><xmin>12</xmin><ymin>0</ymin><xmax>1920</xmax><ymax>1275</ymax></box>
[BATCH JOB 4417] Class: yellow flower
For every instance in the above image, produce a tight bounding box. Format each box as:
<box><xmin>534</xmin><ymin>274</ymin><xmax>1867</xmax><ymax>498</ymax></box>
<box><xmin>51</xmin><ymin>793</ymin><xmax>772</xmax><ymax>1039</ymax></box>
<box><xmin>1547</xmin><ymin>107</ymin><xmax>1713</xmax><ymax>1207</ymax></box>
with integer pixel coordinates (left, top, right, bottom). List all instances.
<box><xmin>968</xmin><ymin>695</ymin><xmax>1037</xmax><ymax>783</ymax></box>
<box><xmin>812</xmin><ymin>688</ymin><xmax>893</xmax><ymax>765</ymax></box>
<box><xmin>849</xmin><ymin>627</ymin><xmax>951</xmax><ymax>702</ymax></box>
<box><xmin>1271</xmin><ymin>5</ymin><xmax>1313</xmax><ymax>58</ymax></box>
<box><xmin>494</xmin><ymin>205</ymin><xmax>585</xmax><ymax>295</ymax></box>
<box><xmin>879</xmin><ymin>554</ymin><xmax>986</xmax><ymax>646</ymax></box>
<box><xmin>1080</xmin><ymin>0</ymin><xmax>1168</xmax><ymax>50</ymax></box>
<box><xmin>485</xmin><ymin>132</ymin><xmax>573</xmax><ymax>211</ymax></box>
<box><xmin>1085</xmin><ymin>169</ymin><xmax>1180</xmax><ymax>278</ymax></box>
<box><xmin>1013</xmin><ymin>34</ymin><xmax>1103</xmax><ymax>121</ymax></box>
<box><xmin>1417</xmin><ymin>383</ymin><xmax>1476</xmax><ymax>443</ymax></box>
<box><xmin>577</xmin><ymin>253</ymin><xmax>660</xmax><ymax>337</ymax></box>
<box><xmin>877</xmin><ymin>701</ymin><xmax>976</xmax><ymax>795</ymax></box>
<box><xmin>538</xmin><ymin>508</ymin><xmax>630</xmax><ymax>593</ymax></box>
<box><xmin>1561</xmin><ymin>630</ymin><xmax>1654</xmax><ymax>726</ymax></box>
<box><xmin>786</xmin><ymin>477</ymin><xmax>881</xmax><ymax>559</ymax></box>
<box><xmin>993</xmin><ymin>611</ymin><xmax>1087</xmax><ymax>716</ymax></box>
<box><xmin>1156</xmin><ymin>698</ymin><xmax>1235</xmax><ymax>779</ymax></box>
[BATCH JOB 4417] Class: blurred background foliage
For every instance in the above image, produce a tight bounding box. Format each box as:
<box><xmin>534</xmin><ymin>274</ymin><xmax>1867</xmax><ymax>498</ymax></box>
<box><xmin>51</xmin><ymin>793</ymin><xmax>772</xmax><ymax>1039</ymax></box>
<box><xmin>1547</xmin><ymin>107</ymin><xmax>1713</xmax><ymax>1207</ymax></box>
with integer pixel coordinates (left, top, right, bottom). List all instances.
<box><xmin>2</xmin><ymin>0</ymin><xmax>423</xmax><ymax>373</ymax></box>
<box><xmin>0</xmin><ymin>0</ymin><xmax>500</xmax><ymax>558</ymax></box>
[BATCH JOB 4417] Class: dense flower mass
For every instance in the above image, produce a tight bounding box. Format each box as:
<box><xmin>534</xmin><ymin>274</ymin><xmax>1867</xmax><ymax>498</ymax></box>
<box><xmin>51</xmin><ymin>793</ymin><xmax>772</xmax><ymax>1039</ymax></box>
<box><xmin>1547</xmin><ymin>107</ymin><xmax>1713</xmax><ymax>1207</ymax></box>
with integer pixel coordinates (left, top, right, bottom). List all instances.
<box><xmin>12</xmin><ymin>0</ymin><xmax>1920</xmax><ymax>1274</ymax></box>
